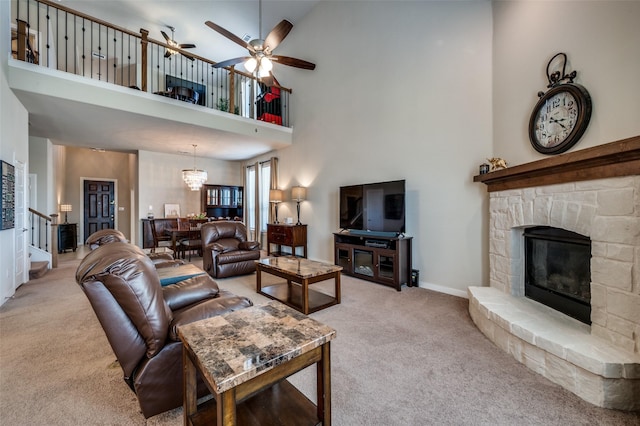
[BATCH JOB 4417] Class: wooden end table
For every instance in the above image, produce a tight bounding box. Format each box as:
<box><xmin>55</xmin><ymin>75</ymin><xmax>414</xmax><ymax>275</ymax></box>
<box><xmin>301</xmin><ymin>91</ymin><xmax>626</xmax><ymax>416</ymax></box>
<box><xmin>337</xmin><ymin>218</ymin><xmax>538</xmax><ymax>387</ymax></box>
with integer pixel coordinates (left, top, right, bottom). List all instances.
<box><xmin>178</xmin><ymin>301</ymin><xmax>336</xmax><ymax>425</ymax></box>
<box><xmin>256</xmin><ymin>256</ymin><xmax>342</xmax><ymax>315</ymax></box>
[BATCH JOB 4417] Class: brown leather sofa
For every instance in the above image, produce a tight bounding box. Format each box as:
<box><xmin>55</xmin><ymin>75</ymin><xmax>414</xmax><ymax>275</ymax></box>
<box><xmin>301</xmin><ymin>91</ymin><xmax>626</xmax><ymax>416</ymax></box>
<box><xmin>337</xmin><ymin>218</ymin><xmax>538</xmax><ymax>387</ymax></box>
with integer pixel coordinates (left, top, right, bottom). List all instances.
<box><xmin>201</xmin><ymin>221</ymin><xmax>261</xmax><ymax>278</ymax></box>
<box><xmin>75</xmin><ymin>241</ymin><xmax>252</xmax><ymax>418</ymax></box>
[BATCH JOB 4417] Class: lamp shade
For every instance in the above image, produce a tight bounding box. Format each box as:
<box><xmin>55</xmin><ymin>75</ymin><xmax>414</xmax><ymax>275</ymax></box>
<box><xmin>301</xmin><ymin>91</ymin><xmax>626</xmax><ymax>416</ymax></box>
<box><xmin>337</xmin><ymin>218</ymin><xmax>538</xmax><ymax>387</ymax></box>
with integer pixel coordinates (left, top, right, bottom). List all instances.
<box><xmin>244</xmin><ymin>57</ymin><xmax>257</xmax><ymax>73</ymax></box>
<box><xmin>291</xmin><ymin>186</ymin><xmax>306</xmax><ymax>201</ymax></box>
<box><xmin>60</xmin><ymin>204</ymin><xmax>72</xmax><ymax>212</ymax></box>
<box><xmin>269</xmin><ymin>189</ymin><xmax>283</xmax><ymax>203</ymax></box>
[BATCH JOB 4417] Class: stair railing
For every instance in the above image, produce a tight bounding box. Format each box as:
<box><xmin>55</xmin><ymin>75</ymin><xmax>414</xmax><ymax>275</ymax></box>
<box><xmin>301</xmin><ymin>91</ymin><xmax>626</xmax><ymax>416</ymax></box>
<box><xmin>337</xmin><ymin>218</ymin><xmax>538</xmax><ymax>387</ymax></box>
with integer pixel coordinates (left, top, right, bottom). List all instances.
<box><xmin>28</xmin><ymin>207</ymin><xmax>58</xmax><ymax>268</ymax></box>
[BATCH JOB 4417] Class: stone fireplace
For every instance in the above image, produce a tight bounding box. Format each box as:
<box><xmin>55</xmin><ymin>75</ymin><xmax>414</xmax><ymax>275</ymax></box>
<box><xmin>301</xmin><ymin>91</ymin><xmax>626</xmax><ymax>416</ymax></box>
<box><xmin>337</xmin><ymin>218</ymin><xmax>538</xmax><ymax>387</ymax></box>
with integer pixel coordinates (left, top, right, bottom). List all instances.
<box><xmin>468</xmin><ymin>136</ymin><xmax>640</xmax><ymax>410</ymax></box>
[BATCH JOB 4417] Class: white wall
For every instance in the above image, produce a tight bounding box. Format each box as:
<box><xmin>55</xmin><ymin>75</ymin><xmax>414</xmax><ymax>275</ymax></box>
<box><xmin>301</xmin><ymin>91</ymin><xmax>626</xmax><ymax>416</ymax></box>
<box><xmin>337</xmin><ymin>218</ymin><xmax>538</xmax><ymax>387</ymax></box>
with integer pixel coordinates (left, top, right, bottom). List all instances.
<box><xmin>493</xmin><ymin>1</ymin><xmax>640</xmax><ymax>166</ymax></box>
<box><xmin>1</xmin><ymin>0</ymin><xmax>29</xmax><ymax>306</ymax></box>
<box><xmin>28</xmin><ymin>137</ymin><xmax>54</xmax><ymax>216</ymax></box>
<box><xmin>263</xmin><ymin>1</ymin><xmax>494</xmax><ymax>296</ymax></box>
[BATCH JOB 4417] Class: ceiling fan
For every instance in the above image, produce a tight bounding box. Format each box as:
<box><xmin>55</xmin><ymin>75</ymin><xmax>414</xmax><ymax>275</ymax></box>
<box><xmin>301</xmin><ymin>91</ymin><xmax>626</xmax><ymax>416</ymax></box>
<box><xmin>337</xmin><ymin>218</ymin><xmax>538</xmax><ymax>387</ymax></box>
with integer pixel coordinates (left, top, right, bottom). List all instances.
<box><xmin>161</xmin><ymin>26</ymin><xmax>196</xmax><ymax>61</ymax></box>
<box><xmin>205</xmin><ymin>0</ymin><xmax>315</xmax><ymax>85</ymax></box>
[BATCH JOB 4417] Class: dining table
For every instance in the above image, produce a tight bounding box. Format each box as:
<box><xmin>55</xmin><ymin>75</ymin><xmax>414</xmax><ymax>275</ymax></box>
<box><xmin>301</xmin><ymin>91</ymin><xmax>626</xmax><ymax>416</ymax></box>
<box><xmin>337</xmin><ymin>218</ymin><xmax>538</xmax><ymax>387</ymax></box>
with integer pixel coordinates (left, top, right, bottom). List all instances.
<box><xmin>164</xmin><ymin>227</ymin><xmax>190</xmax><ymax>254</ymax></box>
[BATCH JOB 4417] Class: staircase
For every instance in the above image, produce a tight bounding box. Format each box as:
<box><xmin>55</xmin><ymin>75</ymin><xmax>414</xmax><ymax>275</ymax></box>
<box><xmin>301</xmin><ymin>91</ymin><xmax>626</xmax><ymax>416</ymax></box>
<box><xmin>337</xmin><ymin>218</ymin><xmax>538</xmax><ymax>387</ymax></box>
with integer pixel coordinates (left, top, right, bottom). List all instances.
<box><xmin>29</xmin><ymin>260</ymin><xmax>49</xmax><ymax>279</ymax></box>
<box><xmin>28</xmin><ymin>208</ymin><xmax>57</xmax><ymax>280</ymax></box>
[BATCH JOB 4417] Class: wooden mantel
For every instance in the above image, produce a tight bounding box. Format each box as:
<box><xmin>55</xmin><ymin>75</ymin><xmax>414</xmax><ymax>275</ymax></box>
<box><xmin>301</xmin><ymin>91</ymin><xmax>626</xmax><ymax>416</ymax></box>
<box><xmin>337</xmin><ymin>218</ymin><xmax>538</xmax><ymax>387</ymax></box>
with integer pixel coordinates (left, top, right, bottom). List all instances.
<box><xmin>474</xmin><ymin>135</ymin><xmax>640</xmax><ymax>192</ymax></box>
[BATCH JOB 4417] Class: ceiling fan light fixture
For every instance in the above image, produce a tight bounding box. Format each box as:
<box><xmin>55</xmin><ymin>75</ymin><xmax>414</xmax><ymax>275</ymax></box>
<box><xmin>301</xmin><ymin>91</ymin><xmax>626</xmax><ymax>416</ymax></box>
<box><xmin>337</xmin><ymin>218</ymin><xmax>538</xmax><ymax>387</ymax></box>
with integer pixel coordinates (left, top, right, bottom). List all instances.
<box><xmin>260</xmin><ymin>57</ymin><xmax>273</xmax><ymax>72</ymax></box>
<box><xmin>244</xmin><ymin>57</ymin><xmax>257</xmax><ymax>72</ymax></box>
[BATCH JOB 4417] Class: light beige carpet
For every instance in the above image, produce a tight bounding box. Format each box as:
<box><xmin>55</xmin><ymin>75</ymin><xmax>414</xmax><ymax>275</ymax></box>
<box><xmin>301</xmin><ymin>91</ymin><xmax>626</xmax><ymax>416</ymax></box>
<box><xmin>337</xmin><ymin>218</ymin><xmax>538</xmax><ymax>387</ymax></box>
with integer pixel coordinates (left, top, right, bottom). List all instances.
<box><xmin>1</xmin><ymin>253</ymin><xmax>638</xmax><ymax>425</ymax></box>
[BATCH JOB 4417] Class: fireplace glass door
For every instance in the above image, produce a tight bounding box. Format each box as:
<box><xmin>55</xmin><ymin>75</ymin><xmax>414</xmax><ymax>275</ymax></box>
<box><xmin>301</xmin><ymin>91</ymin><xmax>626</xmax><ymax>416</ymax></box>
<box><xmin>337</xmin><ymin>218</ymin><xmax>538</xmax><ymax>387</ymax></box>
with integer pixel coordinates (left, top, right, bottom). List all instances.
<box><xmin>524</xmin><ymin>226</ymin><xmax>591</xmax><ymax>324</ymax></box>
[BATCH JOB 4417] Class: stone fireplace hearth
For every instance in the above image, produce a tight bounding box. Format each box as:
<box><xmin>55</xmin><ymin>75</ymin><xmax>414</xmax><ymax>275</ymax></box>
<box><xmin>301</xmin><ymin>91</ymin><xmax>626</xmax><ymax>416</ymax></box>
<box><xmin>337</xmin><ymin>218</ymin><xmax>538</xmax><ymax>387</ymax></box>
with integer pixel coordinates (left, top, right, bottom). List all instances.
<box><xmin>469</xmin><ymin>136</ymin><xmax>640</xmax><ymax>410</ymax></box>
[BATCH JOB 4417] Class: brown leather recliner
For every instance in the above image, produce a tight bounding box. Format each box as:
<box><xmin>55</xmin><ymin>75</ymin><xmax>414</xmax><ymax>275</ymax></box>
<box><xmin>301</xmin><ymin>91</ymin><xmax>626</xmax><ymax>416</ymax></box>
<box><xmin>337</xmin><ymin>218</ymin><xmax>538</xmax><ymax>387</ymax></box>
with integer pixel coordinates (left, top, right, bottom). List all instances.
<box><xmin>85</xmin><ymin>229</ymin><xmax>182</xmax><ymax>268</ymax></box>
<box><xmin>85</xmin><ymin>228</ymin><xmax>128</xmax><ymax>249</ymax></box>
<box><xmin>201</xmin><ymin>221</ymin><xmax>261</xmax><ymax>278</ymax></box>
<box><xmin>75</xmin><ymin>241</ymin><xmax>253</xmax><ymax>418</ymax></box>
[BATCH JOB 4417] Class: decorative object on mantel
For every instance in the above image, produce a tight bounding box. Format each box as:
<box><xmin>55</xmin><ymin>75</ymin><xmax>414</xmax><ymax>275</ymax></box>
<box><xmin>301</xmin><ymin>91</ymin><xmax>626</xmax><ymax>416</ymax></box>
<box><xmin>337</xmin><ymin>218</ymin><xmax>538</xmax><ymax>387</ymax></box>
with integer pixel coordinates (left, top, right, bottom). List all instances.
<box><xmin>60</xmin><ymin>204</ymin><xmax>72</xmax><ymax>223</ymax></box>
<box><xmin>182</xmin><ymin>144</ymin><xmax>208</xmax><ymax>191</ymax></box>
<box><xmin>291</xmin><ymin>186</ymin><xmax>307</xmax><ymax>225</ymax></box>
<box><xmin>529</xmin><ymin>52</ymin><xmax>592</xmax><ymax>155</ymax></box>
<box><xmin>487</xmin><ymin>157</ymin><xmax>508</xmax><ymax>171</ymax></box>
<box><xmin>479</xmin><ymin>163</ymin><xmax>490</xmax><ymax>175</ymax></box>
<box><xmin>269</xmin><ymin>189</ymin><xmax>283</xmax><ymax>224</ymax></box>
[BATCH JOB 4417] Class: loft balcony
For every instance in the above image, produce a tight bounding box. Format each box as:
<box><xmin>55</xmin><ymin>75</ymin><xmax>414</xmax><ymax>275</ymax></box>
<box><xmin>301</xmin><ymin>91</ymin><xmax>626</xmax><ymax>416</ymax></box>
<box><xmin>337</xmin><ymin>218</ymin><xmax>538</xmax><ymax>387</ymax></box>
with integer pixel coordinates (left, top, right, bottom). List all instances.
<box><xmin>8</xmin><ymin>0</ymin><xmax>293</xmax><ymax>159</ymax></box>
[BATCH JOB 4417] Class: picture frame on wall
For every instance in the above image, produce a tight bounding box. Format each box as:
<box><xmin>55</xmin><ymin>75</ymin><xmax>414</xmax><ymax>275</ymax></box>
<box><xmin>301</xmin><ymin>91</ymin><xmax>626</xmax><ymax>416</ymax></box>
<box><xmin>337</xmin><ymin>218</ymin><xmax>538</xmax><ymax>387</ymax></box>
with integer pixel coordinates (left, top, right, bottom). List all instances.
<box><xmin>1</xmin><ymin>160</ymin><xmax>16</xmax><ymax>230</ymax></box>
<box><xmin>164</xmin><ymin>203</ymin><xmax>181</xmax><ymax>218</ymax></box>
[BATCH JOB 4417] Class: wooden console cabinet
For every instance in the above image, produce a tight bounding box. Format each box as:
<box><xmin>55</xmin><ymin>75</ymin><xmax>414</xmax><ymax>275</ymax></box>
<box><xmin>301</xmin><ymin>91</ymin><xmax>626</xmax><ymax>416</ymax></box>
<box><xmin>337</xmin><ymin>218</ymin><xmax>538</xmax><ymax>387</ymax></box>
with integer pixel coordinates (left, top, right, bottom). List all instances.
<box><xmin>267</xmin><ymin>224</ymin><xmax>307</xmax><ymax>257</ymax></box>
<box><xmin>58</xmin><ymin>223</ymin><xmax>78</xmax><ymax>253</ymax></box>
<box><xmin>334</xmin><ymin>232</ymin><xmax>413</xmax><ymax>291</ymax></box>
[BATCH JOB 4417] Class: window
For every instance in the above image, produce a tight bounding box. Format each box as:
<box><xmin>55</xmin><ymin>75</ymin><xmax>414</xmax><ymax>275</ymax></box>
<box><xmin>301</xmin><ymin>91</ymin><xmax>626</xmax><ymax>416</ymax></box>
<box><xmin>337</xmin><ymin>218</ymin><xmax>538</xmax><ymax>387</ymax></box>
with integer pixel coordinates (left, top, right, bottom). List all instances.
<box><xmin>245</xmin><ymin>160</ymin><xmax>271</xmax><ymax>242</ymax></box>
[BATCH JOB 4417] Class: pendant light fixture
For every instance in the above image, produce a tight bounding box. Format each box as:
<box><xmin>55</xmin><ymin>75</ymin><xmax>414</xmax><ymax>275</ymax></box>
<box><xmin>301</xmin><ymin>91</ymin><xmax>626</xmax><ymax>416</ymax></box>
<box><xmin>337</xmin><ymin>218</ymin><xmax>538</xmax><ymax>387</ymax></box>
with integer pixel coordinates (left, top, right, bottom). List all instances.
<box><xmin>182</xmin><ymin>144</ymin><xmax>207</xmax><ymax>191</ymax></box>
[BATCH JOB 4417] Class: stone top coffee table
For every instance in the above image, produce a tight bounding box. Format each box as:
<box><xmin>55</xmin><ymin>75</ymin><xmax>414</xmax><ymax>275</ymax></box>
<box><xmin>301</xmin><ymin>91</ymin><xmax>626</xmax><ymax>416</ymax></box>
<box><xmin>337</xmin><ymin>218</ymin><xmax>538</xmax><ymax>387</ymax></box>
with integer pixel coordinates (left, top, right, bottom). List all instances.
<box><xmin>255</xmin><ymin>256</ymin><xmax>342</xmax><ymax>314</ymax></box>
<box><xmin>178</xmin><ymin>301</ymin><xmax>336</xmax><ymax>425</ymax></box>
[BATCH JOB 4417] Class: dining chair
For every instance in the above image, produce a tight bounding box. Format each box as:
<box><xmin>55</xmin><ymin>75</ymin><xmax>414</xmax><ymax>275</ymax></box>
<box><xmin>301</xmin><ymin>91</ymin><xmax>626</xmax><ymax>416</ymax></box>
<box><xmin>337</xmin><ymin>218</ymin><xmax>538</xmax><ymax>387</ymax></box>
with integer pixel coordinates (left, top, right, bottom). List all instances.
<box><xmin>149</xmin><ymin>219</ymin><xmax>173</xmax><ymax>253</ymax></box>
<box><xmin>178</xmin><ymin>220</ymin><xmax>203</xmax><ymax>261</ymax></box>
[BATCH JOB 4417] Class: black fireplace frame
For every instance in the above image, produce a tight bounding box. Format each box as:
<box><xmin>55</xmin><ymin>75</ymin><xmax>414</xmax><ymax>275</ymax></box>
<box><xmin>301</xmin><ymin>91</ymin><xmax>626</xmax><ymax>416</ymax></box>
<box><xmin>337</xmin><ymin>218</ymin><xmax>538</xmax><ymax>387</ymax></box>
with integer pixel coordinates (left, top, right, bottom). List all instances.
<box><xmin>524</xmin><ymin>226</ymin><xmax>591</xmax><ymax>325</ymax></box>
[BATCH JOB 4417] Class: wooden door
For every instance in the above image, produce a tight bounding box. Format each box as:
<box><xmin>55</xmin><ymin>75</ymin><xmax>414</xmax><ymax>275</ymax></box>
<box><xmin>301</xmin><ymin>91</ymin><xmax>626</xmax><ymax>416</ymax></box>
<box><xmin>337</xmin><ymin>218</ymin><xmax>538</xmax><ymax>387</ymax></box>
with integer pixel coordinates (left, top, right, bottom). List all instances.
<box><xmin>84</xmin><ymin>180</ymin><xmax>115</xmax><ymax>241</ymax></box>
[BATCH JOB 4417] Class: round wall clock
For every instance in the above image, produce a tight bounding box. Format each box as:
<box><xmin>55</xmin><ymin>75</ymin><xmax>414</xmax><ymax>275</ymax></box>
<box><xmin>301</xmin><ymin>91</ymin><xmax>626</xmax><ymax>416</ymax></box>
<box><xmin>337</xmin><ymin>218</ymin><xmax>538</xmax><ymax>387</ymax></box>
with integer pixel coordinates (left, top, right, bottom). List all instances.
<box><xmin>528</xmin><ymin>53</ymin><xmax>592</xmax><ymax>155</ymax></box>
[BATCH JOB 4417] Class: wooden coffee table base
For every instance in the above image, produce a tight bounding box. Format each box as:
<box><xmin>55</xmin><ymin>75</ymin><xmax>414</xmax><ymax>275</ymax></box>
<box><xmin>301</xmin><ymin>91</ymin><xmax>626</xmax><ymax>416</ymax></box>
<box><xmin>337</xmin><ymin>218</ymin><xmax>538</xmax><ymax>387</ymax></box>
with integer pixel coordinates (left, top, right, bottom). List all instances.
<box><xmin>256</xmin><ymin>257</ymin><xmax>342</xmax><ymax>315</ymax></box>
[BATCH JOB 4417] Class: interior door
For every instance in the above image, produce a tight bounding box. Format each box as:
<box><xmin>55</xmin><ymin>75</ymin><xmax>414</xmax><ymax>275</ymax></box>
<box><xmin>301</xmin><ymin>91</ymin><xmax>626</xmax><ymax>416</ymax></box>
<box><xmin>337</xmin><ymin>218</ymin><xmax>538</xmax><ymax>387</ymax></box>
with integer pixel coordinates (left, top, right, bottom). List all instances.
<box><xmin>84</xmin><ymin>180</ymin><xmax>115</xmax><ymax>241</ymax></box>
<box><xmin>14</xmin><ymin>160</ymin><xmax>28</xmax><ymax>287</ymax></box>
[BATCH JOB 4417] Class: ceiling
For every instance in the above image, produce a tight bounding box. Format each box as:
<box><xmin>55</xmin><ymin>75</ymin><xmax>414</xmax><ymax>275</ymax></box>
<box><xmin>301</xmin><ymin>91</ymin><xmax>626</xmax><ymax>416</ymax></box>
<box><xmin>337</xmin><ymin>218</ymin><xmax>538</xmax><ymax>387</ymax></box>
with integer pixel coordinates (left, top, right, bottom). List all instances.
<box><xmin>16</xmin><ymin>0</ymin><xmax>322</xmax><ymax>161</ymax></box>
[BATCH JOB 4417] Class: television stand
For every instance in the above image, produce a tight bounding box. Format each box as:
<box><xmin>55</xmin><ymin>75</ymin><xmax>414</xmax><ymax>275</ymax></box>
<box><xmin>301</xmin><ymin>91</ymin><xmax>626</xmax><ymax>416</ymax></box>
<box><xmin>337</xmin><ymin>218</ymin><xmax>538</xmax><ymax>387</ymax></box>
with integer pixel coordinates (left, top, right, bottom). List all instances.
<box><xmin>334</xmin><ymin>231</ymin><xmax>413</xmax><ymax>291</ymax></box>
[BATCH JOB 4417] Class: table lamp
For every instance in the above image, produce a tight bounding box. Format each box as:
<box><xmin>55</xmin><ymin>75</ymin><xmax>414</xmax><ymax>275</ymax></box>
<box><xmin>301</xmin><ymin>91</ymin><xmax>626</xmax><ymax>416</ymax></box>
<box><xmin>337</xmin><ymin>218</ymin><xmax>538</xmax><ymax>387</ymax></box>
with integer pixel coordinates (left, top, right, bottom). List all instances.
<box><xmin>269</xmin><ymin>189</ymin><xmax>283</xmax><ymax>224</ymax></box>
<box><xmin>60</xmin><ymin>204</ymin><xmax>72</xmax><ymax>223</ymax></box>
<box><xmin>291</xmin><ymin>186</ymin><xmax>307</xmax><ymax>225</ymax></box>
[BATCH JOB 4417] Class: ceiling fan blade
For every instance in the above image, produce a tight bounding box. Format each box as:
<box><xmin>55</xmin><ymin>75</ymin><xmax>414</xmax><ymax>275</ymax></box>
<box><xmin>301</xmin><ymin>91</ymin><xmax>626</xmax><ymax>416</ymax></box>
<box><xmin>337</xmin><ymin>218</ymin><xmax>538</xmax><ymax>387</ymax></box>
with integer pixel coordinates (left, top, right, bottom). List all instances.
<box><xmin>271</xmin><ymin>55</ymin><xmax>316</xmax><ymax>70</ymax></box>
<box><xmin>161</xmin><ymin>30</ymin><xmax>171</xmax><ymax>43</ymax></box>
<box><xmin>205</xmin><ymin>21</ymin><xmax>254</xmax><ymax>52</ymax></box>
<box><xmin>164</xmin><ymin>50</ymin><xmax>172</xmax><ymax>59</ymax></box>
<box><xmin>179</xmin><ymin>43</ymin><xmax>196</xmax><ymax>49</ymax></box>
<box><xmin>213</xmin><ymin>56</ymin><xmax>252</xmax><ymax>68</ymax></box>
<box><xmin>264</xmin><ymin>20</ymin><xmax>293</xmax><ymax>51</ymax></box>
<box><xmin>181</xmin><ymin>52</ymin><xmax>195</xmax><ymax>61</ymax></box>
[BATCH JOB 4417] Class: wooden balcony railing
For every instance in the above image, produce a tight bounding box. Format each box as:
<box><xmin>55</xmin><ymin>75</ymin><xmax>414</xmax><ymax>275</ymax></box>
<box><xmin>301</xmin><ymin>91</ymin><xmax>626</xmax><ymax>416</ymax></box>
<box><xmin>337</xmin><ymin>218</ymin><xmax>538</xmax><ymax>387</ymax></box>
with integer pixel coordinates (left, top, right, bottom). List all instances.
<box><xmin>11</xmin><ymin>0</ymin><xmax>290</xmax><ymax>126</ymax></box>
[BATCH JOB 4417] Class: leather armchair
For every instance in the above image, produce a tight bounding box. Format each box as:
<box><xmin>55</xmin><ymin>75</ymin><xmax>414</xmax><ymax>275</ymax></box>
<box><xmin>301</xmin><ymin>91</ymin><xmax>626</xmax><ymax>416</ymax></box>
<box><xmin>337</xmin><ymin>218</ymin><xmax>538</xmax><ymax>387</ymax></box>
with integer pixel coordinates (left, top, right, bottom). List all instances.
<box><xmin>201</xmin><ymin>221</ymin><xmax>261</xmax><ymax>278</ymax></box>
<box><xmin>75</xmin><ymin>241</ymin><xmax>252</xmax><ymax>418</ymax></box>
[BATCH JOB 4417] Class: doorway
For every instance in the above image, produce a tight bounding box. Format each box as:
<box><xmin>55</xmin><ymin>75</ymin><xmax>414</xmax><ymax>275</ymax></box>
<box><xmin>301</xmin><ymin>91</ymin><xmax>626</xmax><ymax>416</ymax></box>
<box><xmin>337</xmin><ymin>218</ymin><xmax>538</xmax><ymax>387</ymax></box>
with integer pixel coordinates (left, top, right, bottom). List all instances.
<box><xmin>83</xmin><ymin>179</ymin><xmax>115</xmax><ymax>242</ymax></box>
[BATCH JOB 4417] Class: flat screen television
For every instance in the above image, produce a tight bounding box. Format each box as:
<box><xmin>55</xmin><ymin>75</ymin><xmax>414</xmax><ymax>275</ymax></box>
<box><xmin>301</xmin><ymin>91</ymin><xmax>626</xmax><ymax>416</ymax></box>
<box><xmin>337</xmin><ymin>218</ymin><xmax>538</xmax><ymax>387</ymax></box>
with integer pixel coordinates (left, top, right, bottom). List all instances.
<box><xmin>339</xmin><ymin>179</ymin><xmax>405</xmax><ymax>235</ymax></box>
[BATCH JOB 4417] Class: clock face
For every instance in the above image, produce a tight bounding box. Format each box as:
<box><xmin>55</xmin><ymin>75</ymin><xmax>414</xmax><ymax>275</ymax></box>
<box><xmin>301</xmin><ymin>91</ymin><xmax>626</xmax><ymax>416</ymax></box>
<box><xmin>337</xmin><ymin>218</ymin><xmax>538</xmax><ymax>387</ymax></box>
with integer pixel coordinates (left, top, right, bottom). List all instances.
<box><xmin>533</xmin><ymin>91</ymin><xmax>578</xmax><ymax>148</ymax></box>
<box><xmin>528</xmin><ymin>83</ymin><xmax>592</xmax><ymax>155</ymax></box>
